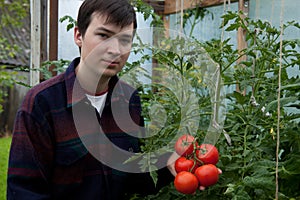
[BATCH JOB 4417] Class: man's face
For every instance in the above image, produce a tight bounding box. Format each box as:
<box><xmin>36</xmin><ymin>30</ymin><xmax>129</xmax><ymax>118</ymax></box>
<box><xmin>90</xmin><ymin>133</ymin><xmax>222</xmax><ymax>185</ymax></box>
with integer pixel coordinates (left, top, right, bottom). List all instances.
<box><xmin>74</xmin><ymin>13</ymin><xmax>134</xmax><ymax>78</ymax></box>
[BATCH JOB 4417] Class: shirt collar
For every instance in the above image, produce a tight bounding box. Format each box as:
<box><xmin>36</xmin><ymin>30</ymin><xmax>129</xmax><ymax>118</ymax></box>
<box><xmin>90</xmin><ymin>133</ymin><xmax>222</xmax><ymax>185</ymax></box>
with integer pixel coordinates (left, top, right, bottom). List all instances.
<box><xmin>65</xmin><ymin>57</ymin><xmax>127</xmax><ymax>108</ymax></box>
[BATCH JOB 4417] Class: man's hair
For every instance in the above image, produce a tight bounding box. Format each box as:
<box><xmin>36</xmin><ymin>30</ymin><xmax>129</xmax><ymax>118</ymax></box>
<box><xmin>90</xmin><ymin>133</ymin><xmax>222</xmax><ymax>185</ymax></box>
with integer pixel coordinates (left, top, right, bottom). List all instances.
<box><xmin>77</xmin><ymin>0</ymin><xmax>137</xmax><ymax>38</ymax></box>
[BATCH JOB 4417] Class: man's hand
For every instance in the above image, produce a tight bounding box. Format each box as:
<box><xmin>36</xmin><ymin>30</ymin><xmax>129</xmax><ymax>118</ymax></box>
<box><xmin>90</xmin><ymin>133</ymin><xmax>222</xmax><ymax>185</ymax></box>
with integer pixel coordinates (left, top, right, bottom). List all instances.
<box><xmin>166</xmin><ymin>152</ymin><xmax>179</xmax><ymax>177</ymax></box>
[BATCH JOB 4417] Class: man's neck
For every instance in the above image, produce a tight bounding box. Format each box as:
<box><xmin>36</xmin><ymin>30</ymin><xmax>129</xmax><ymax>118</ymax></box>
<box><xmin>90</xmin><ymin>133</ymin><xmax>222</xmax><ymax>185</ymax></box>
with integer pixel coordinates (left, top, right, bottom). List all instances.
<box><xmin>75</xmin><ymin>63</ymin><xmax>111</xmax><ymax>95</ymax></box>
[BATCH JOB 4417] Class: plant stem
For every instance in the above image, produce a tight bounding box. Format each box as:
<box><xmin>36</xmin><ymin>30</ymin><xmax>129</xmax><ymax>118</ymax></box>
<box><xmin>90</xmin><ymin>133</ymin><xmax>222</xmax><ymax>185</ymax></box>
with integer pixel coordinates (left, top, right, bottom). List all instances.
<box><xmin>242</xmin><ymin>125</ymin><xmax>249</xmax><ymax>179</ymax></box>
<box><xmin>275</xmin><ymin>1</ymin><xmax>285</xmax><ymax>199</ymax></box>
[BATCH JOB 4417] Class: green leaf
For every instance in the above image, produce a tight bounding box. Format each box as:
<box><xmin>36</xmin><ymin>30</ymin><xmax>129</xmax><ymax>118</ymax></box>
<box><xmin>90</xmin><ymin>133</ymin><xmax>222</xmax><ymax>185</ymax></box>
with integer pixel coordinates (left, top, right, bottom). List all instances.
<box><xmin>280</xmin><ymin>83</ymin><xmax>300</xmax><ymax>91</ymax></box>
<box><xmin>226</xmin><ymin>24</ymin><xmax>239</xmax><ymax>31</ymax></box>
<box><xmin>233</xmin><ymin>91</ymin><xmax>247</xmax><ymax>105</ymax></box>
<box><xmin>123</xmin><ymin>153</ymin><xmax>142</xmax><ymax>164</ymax></box>
<box><xmin>150</xmin><ymin>170</ymin><xmax>158</xmax><ymax>187</ymax></box>
<box><xmin>266</xmin><ymin>97</ymin><xmax>298</xmax><ymax>112</ymax></box>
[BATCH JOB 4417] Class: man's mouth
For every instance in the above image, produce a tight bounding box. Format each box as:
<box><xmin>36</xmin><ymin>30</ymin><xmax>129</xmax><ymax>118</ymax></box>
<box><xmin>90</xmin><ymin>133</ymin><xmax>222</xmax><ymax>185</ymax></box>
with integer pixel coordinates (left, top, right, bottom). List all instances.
<box><xmin>102</xmin><ymin>60</ymin><xmax>119</xmax><ymax>67</ymax></box>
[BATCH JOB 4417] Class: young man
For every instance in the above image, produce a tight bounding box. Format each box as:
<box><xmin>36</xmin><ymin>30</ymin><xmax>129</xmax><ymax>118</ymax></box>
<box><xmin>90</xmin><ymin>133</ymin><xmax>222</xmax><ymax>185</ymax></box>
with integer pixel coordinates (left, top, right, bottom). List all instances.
<box><xmin>7</xmin><ymin>0</ymin><xmax>173</xmax><ymax>199</ymax></box>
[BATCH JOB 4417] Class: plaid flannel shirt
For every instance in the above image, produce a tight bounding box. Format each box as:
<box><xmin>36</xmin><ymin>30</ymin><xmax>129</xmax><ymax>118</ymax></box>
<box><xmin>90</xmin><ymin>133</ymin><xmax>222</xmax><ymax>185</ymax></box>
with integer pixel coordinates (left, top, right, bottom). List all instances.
<box><xmin>7</xmin><ymin>57</ymin><xmax>173</xmax><ymax>200</ymax></box>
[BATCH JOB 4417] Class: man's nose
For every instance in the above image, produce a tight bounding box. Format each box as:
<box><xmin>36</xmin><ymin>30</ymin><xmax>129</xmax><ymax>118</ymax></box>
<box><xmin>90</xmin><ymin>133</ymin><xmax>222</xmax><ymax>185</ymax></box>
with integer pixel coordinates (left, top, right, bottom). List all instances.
<box><xmin>106</xmin><ymin>38</ymin><xmax>121</xmax><ymax>55</ymax></box>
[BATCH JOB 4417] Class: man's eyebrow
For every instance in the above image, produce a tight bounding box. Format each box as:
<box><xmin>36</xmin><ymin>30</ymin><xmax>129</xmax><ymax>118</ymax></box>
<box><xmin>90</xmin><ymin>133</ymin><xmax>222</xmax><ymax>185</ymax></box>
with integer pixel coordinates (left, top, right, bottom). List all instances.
<box><xmin>95</xmin><ymin>27</ymin><xmax>115</xmax><ymax>34</ymax></box>
<box><xmin>95</xmin><ymin>27</ymin><xmax>133</xmax><ymax>38</ymax></box>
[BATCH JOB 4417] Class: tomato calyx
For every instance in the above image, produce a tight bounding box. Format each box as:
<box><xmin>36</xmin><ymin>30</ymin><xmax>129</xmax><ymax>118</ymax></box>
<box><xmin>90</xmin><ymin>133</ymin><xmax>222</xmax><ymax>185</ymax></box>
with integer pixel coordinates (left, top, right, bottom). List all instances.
<box><xmin>195</xmin><ymin>143</ymin><xmax>219</xmax><ymax>165</ymax></box>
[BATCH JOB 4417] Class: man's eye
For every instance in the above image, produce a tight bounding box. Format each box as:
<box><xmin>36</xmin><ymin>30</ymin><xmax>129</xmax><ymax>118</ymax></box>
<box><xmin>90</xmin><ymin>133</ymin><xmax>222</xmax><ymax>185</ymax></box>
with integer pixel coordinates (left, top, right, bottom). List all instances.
<box><xmin>119</xmin><ymin>38</ymin><xmax>132</xmax><ymax>46</ymax></box>
<box><xmin>98</xmin><ymin>33</ymin><xmax>109</xmax><ymax>39</ymax></box>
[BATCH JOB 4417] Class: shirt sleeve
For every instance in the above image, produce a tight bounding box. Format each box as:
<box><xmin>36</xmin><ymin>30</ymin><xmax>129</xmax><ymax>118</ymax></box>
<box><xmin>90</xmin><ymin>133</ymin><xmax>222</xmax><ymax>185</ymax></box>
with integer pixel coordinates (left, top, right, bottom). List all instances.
<box><xmin>7</xmin><ymin>107</ymin><xmax>54</xmax><ymax>200</ymax></box>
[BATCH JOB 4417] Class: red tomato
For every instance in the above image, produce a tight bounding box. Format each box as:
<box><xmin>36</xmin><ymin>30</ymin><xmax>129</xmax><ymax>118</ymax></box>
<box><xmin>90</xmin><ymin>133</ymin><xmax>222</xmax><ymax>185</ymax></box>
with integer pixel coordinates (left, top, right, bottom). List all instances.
<box><xmin>174</xmin><ymin>134</ymin><xmax>197</xmax><ymax>156</ymax></box>
<box><xmin>175</xmin><ymin>157</ymin><xmax>197</xmax><ymax>173</ymax></box>
<box><xmin>174</xmin><ymin>171</ymin><xmax>198</xmax><ymax>194</ymax></box>
<box><xmin>194</xmin><ymin>164</ymin><xmax>219</xmax><ymax>187</ymax></box>
<box><xmin>196</xmin><ymin>143</ymin><xmax>219</xmax><ymax>165</ymax></box>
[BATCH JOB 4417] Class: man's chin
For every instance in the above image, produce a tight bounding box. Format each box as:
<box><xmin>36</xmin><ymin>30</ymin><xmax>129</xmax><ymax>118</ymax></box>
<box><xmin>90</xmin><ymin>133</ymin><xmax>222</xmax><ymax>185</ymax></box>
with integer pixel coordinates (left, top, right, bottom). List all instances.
<box><xmin>99</xmin><ymin>69</ymin><xmax>118</xmax><ymax>79</ymax></box>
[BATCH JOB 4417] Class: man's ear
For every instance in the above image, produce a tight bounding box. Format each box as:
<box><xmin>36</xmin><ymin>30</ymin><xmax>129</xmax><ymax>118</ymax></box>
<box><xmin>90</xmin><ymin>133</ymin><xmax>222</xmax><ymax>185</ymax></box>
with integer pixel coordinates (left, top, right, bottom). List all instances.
<box><xmin>74</xmin><ymin>26</ymin><xmax>82</xmax><ymax>47</ymax></box>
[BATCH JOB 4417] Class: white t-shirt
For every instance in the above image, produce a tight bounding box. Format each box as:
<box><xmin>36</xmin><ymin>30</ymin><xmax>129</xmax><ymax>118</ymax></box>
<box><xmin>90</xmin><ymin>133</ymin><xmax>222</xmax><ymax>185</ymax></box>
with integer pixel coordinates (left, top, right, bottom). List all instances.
<box><xmin>86</xmin><ymin>92</ymin><xmax>108</xmax><ymax>116</ymax></box>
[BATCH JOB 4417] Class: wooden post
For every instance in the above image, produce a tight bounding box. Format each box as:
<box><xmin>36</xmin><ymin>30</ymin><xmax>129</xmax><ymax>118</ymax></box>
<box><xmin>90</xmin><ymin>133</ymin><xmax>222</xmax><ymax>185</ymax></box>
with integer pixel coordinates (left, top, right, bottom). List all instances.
<box><xmin>163</xmin><ymin>15</ymin><xmax>170</xmax><ymax>38</ymax></box>
<box><xmin>236</xmin><ymin>0</ymin><xmax>249</xmax><ymax>93</ymax></box>
<box><xmin>49</xmin><ymin>0</ymin><xmax>58</xmax><ymax>76</ymax></box>
<box><xmin>30</xmin><ymin>0</ymin><xmax>41</xmax><ymax>86</ymax></box>
<box><xmin>41</xmin><ymin>0</ymin><xmax>48</xmax><ymax>79</ymax></box>
<box><xmin>237</xmin><ymin>0</ymin><xmax>248</xmax><ymax>64</ymax></box>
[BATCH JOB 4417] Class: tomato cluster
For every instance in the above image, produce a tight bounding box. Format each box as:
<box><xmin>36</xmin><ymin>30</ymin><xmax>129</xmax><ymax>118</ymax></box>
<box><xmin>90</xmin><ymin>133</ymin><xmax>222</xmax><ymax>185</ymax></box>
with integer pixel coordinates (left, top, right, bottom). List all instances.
<box><xmin>173</xmin><ymin>134</ymin><xmax>221</xmax><ymax>194</ymax></box>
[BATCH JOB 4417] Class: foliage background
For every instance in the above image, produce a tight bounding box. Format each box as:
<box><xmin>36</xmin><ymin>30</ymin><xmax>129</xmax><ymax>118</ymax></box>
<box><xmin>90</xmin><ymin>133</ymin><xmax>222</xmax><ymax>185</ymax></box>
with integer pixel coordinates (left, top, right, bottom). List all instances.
<box><xmin>130</xmin><ymin>1</ymin><xmax>300</xmax><ymax>199</ymax></box>
<box><xmin>0</xmin><ymin>0</ymin><xmax>29</xmax><ymax>116</ymax></box>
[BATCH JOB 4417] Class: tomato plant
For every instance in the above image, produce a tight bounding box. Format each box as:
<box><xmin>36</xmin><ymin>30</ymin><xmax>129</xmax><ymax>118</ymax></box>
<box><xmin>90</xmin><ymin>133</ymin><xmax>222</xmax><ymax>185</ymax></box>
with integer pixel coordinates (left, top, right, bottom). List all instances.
<box><xmin>195</xmin><ymin>143</ymin><xmax>219</xmax><ymax>165</ymax></box>
<box><xmin>174</xmin><ymin>171</ymin><xmax>198</xmax><ymax>194</ymax></box>
<box><xmin>126</xmin><ymin>2</ymin><xmax>300</xmax><ymax>199</ymax></box>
